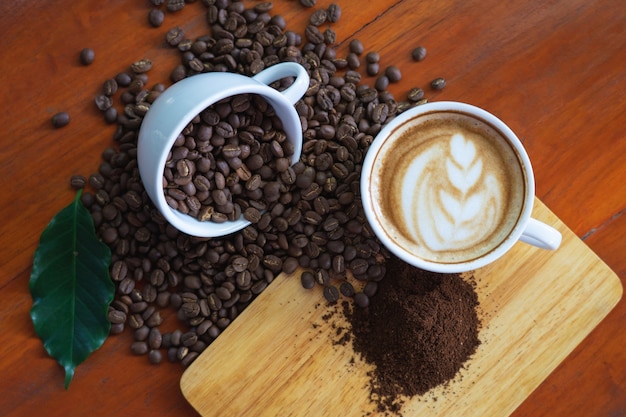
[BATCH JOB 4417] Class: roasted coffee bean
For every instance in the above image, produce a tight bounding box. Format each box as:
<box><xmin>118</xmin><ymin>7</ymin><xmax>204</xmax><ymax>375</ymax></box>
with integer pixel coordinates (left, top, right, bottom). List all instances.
<box><xmin>354</xmin><ymin>292</ymin><xmax>370</xmax><ymax>308</ymax></box>
<box><xmin>371</xmin><ymin>103</ymin><xmax>389</xmax><ymax>124</ymax></box>
<box><xmin>300</xmin><ymin>271</ymin><xmax>315</xmax><ymax>289</ymax></box>
<box><xmin>339</xmin><ymin>281</ymin><xmax>355</xmax><ymax>297</ymax></box>
<box><xmin>166</xmin><ymin>26</ymin><xmax>185</xmax><ymax>46</ymax></box>
<box><xmin>407</xmin><ymin>87</ymin><xmax>425</xmax><ymax>102</ymax></box>
<box><xmin>412</xmin><ymin>46</ymin><xmax>427</xmax><ymax>61</ymax></box>
<box><xmin>110</xmin><ymin>322</ymin><xmax>124</xmax><ymax>334</ymax></box>
<box><xmin>366</xmin><ymin>62</ymin><xmax>379</xmax><ymax>76</ymax></box>
<box><xmin>181</xmin><ymin>331</ymin><xmax>198</xmax><ymax>347</ymax></box>
<box><xmin>385</xmin><ymin>65</ymin><xmax>402</xmax><ymax>82</ymax></box>
<box><xmin>131</xmin><ymin>59</ymin><xmax>153</xmax><ymax>74</ymax></box>
<box><xmin>70</xmin><ymin>175</ymin><xmax>86</xmax><ymax>189</ymax></box>
<box><xmin>166</xmin><ymin>0</ymin><xmax>185</xmax><ymax>12</ymax></box>
<box><xmin>299</xmin><ymin>0</ymin><xmax>316</xmax><ymax>7</ymax></box>
<box><xmin>148</xmin><ymin>9</ymin><xmax>165</xmax><ymax>27</ymax></box>
<box><xmin>118</xmin><ymin>277</ymin><xmax>135</xmax><ymax>295</ymax></box>
<box><xmin>305</xmin><ymin>25</ymin><xmax>324</xmax><ymax>44</ymax></box>
<box><xmin>250</xmin><ymin>281</ymin><xmax>267</xmax><ymax>295</ymax></box>
<box><xmin>115</xmin><ymin>72</ymin><xmax>132</xmax><ymax>87</ymax></box>
<box><xmin>332</xmin><ymin>255</ymin><xmax>345</xmax><ymax>274</ymax></box>
<box><xmin>263</xmin><ymin>254</ymin><xmax>283</xmax><ymax>271</ymax></box>
<box><xmin>327</xmin><ymin>3</ymin><xmax>341</xmax><ymax>23</ymax></box>
<box><xmin>375</xmin><ymin>75</ymin><xmax>389</xmax><ymax>91</ymax></box>
<box><xmin>349</xmin><ymin>39</ymin><xmax>364</xmax><ymax>55</ymax></box>
<box><xmin>181</xmin><ymin>351</ymin><xmax>199</xmax><ymax>367</ymax></box>
<box><xmin>366</xmin><ymin>51</ymin><xmax>380</xmax><ymax>64</ymax></box>
<box><xmin>145</xmin><ymin>311</ymin><xmax>163</xmax><ymax>327</ymax></box>
<box><xmin>102</xmin><ymin>78</ymin><xmax>119</xmax><ymax>96</ymax></box>
<box><xmin>95</xmin><ymin>94</ymin><xmax>112</xmax><ymax>111</ymax></box>
<box><xmin>309</xmin><ymin>9</ymin><xmax>327</xmax><ymax>26</ymax></box>
<box><xmin>51</xmin><ymin>112</ymin><xmax>70</xmax><ymax>128</ymax></box>
<box><xmin>282</xmin><ymin>257</ymin><xmax>299</xmax><ymax>274</ymax></box>
<box><xmin>131</xmin><ymin>341</ymin><xmax>149</xmax><ymax>355</ymax></box>
<box><xmin>134</xmin><ymin>325</ymin><xmax>150</xmax><ymax>341</ymax></box>
<box><xmin>79</xmin><ymin>48</ymin><xmax>95</xmax><ymax>65</ymax></box>
<box><xmin>323</xmin><ymin>285</ymin><xmax>340</xmax><ymax>303</ymax></box>
<box><xmin>346</xmin><ymin>52</ymin><xmax>360</xmax><ymax>69</ymax></box>
<box><xmin>130</xmin><ymin>301</ymin><xmax>148</xmax><ymax>314</ymax></box>
<box><xmin>148</xmin><ymin>349</ymin><xmax>163</xmax><ymax>364</ymax></box>
<box><xmin>350</xmin><ymin>259</ymin><xmax>369</xmax><ymax>276</ymax></box>
<box><xmin>315</xmin><ymin>268</ymin><xmax>330</xmax><ymax>286</ymax></box>
<box><xmin>431</xmin><ymin>77</ymin><xmax>446</xmax><ymax>90</ymax></box>
<box><xmin>323</xmin><ymin>29</ymin><xmax>337</xmax><ymax>46</ymax></box>
<box><xmin>108</xmin><ymin>309</ymin><xmax>127</xmax><ymax>324</ymax></box>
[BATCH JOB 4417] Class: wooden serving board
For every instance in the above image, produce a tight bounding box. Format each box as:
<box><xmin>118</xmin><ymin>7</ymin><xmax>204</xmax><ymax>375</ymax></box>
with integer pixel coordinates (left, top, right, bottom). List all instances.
<box><xmin>180</xmin><ymin>199</ymin><xmax>622</xmax><ymax>417</ymax></box>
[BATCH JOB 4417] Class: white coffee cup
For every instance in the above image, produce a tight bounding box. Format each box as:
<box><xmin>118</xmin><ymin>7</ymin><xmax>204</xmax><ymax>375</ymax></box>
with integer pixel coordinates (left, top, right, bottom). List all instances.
<box><xmin>137</xmin><ymin>62</ymin><xmax>309</xmax><ymax>237</ymax></box>
<box><xmin>360</xmin><ymin>101</ymin><xmax>562</xmax><ymax>273</ymax></box>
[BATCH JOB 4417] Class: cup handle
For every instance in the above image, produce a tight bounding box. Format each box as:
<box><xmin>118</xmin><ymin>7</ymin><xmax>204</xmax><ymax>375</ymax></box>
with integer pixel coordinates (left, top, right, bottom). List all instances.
<box><xmin>519</xmin><ymin>217</ymin><xmax>562</xmax><ymax>250</ymax></box>
<box><xmin>252</xmin><ymin>62</ymin><xmax>309</xmax><ymax>105</ymax></box>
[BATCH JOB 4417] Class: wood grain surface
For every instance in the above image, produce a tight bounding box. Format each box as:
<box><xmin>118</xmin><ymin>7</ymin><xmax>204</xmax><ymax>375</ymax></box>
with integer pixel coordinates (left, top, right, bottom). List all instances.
<box><xmin>1</xmin><ymin>1</ymin><xmax>625</xmax><ymax>416</ymax></box>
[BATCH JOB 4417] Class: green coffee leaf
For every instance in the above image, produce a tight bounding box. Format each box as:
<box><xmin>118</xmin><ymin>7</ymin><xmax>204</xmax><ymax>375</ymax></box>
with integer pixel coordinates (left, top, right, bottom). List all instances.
<box><xmin>30</xmin><ymin>191</ymin><xmax>113</xmax><ymax>389</ymax></box>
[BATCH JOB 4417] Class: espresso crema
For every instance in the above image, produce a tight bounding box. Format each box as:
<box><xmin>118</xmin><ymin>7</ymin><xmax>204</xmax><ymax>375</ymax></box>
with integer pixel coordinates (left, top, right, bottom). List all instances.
<box><xmin>374</xmin><ymin>111</ymin><xmax>526</xmax><ymax>263</ymax></box>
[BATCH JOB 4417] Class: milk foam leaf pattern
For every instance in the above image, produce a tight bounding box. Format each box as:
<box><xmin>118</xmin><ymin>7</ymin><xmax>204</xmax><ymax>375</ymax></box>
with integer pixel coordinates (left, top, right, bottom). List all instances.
<box><xmin>29</xmin><ymin>191</ymin><xmax>113</xmax><ymax>389</ymax></box>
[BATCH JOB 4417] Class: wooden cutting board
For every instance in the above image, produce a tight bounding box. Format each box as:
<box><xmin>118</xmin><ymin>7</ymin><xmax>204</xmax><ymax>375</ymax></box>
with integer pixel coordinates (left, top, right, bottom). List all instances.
<box><xmin>180</xmin><ymin>199</ymin><xmax>622</xmax><ymax>417</ymax></box>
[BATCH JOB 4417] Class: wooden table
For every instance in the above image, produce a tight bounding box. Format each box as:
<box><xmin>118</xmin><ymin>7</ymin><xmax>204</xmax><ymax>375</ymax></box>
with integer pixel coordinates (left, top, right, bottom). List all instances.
<box><xmin>1</xmin><ymin>0</ymin><xmax>624</xmax><ymax>416</ymax></box>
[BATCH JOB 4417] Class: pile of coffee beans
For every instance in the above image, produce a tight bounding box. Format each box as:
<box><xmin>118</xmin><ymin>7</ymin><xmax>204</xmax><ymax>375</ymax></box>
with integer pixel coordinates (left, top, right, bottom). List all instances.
<box><xmin>163</xmin><ymin>94</ymin><xmax>296</xmax><ymax>223</ymax></box>
<box><xmin>73</xmin><ymin>0</ymin><xmax>440</xmax><ymax>367</ymax></box>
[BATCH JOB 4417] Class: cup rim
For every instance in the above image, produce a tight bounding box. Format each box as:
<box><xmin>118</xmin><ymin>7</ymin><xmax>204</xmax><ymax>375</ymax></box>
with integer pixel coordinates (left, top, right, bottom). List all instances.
<box><xmin>138</xmin><ymin>70</ymin><xmax>303</xmax><ymax>237</ymax></box>
<box><xmin>360</xmin><ymin>101</ymin><xmax>535</xmax><ymax>273</ymax></box>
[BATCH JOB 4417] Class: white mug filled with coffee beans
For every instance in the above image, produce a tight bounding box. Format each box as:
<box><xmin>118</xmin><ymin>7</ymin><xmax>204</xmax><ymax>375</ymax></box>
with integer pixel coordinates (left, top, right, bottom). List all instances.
<box><xmin>361</xmin><ymin>101</ymin><xmax>562</xmax><ymax>273</ymax></box>
<box><xmin>138</xmin><ymin>62</ymin><xmax>309</xmax><ymax>237</ymax></box>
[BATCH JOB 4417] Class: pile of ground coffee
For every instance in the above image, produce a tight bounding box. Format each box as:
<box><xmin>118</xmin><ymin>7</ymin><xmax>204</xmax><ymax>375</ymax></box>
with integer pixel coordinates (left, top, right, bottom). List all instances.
<box><xmin>344</xmin><ymin>255</ymin><xmax>480</xmax><ymax>414</ymax></box>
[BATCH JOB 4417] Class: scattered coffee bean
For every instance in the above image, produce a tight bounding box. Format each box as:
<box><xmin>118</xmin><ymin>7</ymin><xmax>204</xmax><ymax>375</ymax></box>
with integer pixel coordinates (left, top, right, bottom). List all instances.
<box><xmin>430</xmin><ymin>77</ymin><xmax>447</xmax><ymax>90</ymax></box>
<box><xmin>385</xmin><ymin>65</ymin><xmax>401</xmax><ymax>82</ymax></box>
<box><xmin>323</xmin><ymin>285</ymin><xmax>340</xmax><ymax>303</ymax></box>
<box><xmin>309</xmin><ymin>9</ymin><xmax>327</xmax><ymax>26</ymax></box>
<box><xmin>95</xmin><ymin>94</ymin><xmax>113</xmax><ymax>111</ymax></box>
<box><xmin>349</xmin><ymin>39</ymin><xmax>364</xmax><ymax>55</ymax></box>
<box><xmin>148</xmin><ymin>349</ymin><xmax>163</xmax><ymax>364</ymax></box>
<box><xmin>104</xmin><ymin>107</ymin><xmax>118</xmax><ymax>124</ymax></box>
<box><xmin>166</xmin><ymin>0</ymin><xmax>186</xmax><ymax>12</ymax></box>
<box><xmin>131</xmin><ymin>59</ymin><xmax>153</xmax><ymax>74</ymax></box>
<box><xmin>354</xmin><ymin>292</ymin><xmax>370</xmax><ymax>308</ymax></box>
<box><xmin>148</xmin><ymin>9</ymin><xmax>165</xmax><ymax>28</ymax></box>
<box><xmin>102</xmin><ymin>78</ymin><xmax>119</xmax><ymax>96</ymax></box>
<box><xmin>301</xmin><ymin>271</ymin><xmax>315</xmax><ymax>289</ymax></box>
<box><xmin>79</xmin><ymin>48</ymin><xmax>95</xmax><ymax>65</ymax></box>
<box><xmin>131</xmin><ymin>341</ymin><xmax>149</xmax><ymax>355</ymax></box>
<box><xmin>115</xmin><ymin>72</ymin><xmax>133</xmax><ymax>87</ymax></box>
<box><xmin>412</xmin><ymin>46</ymin><xmax>427</xmax><ymax>61</ymax></box>
<box><xmin>327</xmin><ymin>4</ymin><xmax>341</xmax><ymax>23</ymax></box>
<box><xmin>299</xmin><ymin>0</ymin><xmax>316</xmax><ymax>8</ymax></box>
<box><xmin>339</xmin><ymin>281</ymin><xmax>355</xmax><ymax>297</ymax></box>
<box><xmin>375</xmin><ymin>75</ymin><xmax>389</xmax><ymax>91</ymax></box>
<box><xmin>346</xmin><ymin>52</ymin><xmax>360</xmax><ymax>69</ymax></box>
<box><xmin>70</xmin><ymin>175</ymin><xmax>86</xmax><ymax>189</ymax></box>
<box><xmin>407</xmin><ymin>87</ymin><xmax>425</xmax><ymax>102</ymax></box>
<box><xmin>366</xmin><ymin>62</ymin><xmax>379</xmax><ymax>76</ymax></box>
<box><xmin>365</xmin><ymin>51</ymin><xmax>380</xmax><ymax>64</ymax></box>
<box><xmin>51</xmin><ymin>111</ymin><xmax>70</xmax><ymax>128</ymax></box>
<box><xmin>167</xmin><ymin>27</ymin><xmax>185</xmax><ymax>47</ymax></box>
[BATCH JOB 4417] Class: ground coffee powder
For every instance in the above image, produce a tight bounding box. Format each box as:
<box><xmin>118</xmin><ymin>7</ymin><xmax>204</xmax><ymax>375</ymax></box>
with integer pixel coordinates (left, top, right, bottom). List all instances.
<box><xmin>344</xmin><ymin>255</ymin><xmax>481</xmax><ymax>414</ymax></box>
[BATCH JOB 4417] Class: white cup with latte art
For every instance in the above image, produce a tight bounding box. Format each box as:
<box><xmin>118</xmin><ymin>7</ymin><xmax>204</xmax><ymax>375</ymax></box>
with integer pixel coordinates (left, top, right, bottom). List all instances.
<box><xmin>361</xmin><ymin>101</ymin><xmax>562</xmax><ymax>273</ymax></box>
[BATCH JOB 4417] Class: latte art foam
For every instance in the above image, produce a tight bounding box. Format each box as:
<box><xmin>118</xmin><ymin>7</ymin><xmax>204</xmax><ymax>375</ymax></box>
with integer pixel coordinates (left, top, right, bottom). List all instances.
<box><xmin>376</xmin><ymin>112</ymin><xmax>526</xmax><ymax>263</ymax></box>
